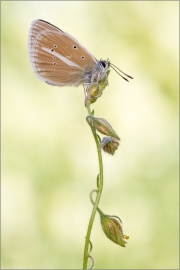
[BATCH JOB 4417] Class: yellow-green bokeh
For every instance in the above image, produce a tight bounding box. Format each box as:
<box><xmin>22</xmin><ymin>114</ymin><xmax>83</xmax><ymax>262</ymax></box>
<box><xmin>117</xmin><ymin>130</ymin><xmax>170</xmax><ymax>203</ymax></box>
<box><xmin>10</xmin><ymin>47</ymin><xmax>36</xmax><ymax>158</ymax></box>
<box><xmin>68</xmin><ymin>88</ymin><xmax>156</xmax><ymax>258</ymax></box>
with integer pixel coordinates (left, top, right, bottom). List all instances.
<box><xmin>2</xmin><ymin>1</ymin><xmax>179</xmax><ymax>269</ymax></box>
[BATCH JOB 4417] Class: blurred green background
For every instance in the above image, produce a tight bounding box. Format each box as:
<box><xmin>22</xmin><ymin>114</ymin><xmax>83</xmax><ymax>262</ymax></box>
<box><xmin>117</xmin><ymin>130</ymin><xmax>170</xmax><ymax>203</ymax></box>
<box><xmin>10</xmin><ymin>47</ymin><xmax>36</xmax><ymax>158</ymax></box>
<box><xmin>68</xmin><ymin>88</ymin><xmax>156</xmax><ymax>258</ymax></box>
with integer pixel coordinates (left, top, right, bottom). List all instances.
<box><xmin>1</xmin><ymin>1</ymin><xmax>179</xmax><ymax>269</ymax></box>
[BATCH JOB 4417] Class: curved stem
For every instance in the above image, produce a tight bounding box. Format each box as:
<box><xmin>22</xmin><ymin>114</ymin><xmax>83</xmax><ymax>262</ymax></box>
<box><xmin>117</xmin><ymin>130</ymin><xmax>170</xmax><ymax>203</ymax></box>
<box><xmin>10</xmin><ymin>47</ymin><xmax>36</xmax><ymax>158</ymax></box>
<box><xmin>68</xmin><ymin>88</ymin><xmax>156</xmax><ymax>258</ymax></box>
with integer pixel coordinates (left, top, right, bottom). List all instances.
<box><xmin>83</xmin><ymin>101</ymin><xmax>104</xmax><ymax>269</ymax></box>
<box><xmin>90</xmin><ymin>189</ymin><xmax>104</xmax><ymax>216</ymax></box>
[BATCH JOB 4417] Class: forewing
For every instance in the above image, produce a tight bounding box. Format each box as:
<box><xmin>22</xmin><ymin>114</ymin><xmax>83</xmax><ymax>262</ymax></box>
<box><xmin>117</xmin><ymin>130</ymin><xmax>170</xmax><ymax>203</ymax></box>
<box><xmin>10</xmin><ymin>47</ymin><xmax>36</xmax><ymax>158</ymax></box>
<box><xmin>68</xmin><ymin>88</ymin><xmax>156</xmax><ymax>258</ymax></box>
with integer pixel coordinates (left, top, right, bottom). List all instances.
<box><xmin>28</xmin><ymin>19</ymin><xmax>97</xmax><ymax>86</ymax></box>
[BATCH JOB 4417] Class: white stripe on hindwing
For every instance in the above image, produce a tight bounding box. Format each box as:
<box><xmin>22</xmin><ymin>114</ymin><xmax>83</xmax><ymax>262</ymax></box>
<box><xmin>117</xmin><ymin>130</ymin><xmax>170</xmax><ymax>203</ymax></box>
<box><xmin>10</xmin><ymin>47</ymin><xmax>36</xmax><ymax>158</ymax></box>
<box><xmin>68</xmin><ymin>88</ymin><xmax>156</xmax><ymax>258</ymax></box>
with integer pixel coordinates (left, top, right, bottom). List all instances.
<box><xmin>42</xmin><ymin>47</ymin><xmax>80</xmax><ymax>68</ymax></box>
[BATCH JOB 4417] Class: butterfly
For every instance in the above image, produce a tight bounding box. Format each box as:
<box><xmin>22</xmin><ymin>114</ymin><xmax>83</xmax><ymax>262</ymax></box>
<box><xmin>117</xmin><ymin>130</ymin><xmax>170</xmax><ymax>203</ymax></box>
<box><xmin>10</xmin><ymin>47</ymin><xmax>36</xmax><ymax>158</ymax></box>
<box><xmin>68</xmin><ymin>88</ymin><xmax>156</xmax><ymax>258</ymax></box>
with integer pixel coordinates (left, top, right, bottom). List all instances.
<box><xmin>28</xmin><ymin>19</ymin><xmax>132</xmax><ymax>90</ymax></box>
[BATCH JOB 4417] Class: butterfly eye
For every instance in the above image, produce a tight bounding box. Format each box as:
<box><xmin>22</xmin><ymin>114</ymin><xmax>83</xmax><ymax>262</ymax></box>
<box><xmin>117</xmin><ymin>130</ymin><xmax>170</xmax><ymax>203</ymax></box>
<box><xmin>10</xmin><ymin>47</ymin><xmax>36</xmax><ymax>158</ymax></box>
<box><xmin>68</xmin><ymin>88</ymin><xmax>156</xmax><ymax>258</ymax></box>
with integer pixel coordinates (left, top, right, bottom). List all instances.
<box><xmin>101</xmin><ymin>61</ymin><xmax>106</xmax><ymax>68</ymax></box>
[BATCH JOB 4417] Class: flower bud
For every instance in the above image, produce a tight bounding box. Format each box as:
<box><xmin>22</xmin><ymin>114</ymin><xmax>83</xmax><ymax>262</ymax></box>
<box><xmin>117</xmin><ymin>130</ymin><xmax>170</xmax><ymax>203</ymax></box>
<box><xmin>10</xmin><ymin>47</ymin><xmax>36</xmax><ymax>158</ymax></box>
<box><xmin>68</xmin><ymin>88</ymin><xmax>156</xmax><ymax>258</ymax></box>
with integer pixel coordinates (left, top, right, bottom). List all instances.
<box><xmin>100</xmin><ymin>213</ymin><xmax>129</xmax><ymax>247</ymax></box>
<box><xmin>86</xmin><ymin>84</ymin><xmax>103</xmax><ymax>104</ymax></box>
<box><xmin>86</xmin><ymin>116</ymin><xmax>120</xmax><ymax>140</ymax></box>
<box><xmin>85</xmin><ymin>70</ymin><xmax>110</xmax><ymax>104</ymax></box>
<box><xmin>101</xmin><ymin>137</ymin><xmax>120</xmax><ymax>155</ymax></box>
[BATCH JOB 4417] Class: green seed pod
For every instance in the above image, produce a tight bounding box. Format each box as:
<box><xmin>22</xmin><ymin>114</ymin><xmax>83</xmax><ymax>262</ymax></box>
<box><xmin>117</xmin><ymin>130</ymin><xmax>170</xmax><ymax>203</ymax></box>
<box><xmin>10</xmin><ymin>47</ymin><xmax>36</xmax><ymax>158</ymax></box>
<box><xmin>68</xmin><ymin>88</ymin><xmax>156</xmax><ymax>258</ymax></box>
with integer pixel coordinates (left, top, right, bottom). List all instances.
<box><xmin>100</xmin><ymin>213</ymin><xmax>129</xmax><ymax>247</ymax></box>
<box><xmin>86</xmin><ymin>116</ymin><xmax>120</xmax><ymax>140</ymax></box>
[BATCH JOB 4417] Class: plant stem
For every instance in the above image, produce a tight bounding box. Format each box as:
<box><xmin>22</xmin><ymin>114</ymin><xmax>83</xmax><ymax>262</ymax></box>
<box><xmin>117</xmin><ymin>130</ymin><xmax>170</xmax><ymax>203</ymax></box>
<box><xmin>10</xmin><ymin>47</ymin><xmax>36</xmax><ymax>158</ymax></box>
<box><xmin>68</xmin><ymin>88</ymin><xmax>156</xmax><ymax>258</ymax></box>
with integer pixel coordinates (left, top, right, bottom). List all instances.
<box><xmin>83</xmin><ymin>101</ymin><xmax>104</xmax><ymax>269</ymax></box>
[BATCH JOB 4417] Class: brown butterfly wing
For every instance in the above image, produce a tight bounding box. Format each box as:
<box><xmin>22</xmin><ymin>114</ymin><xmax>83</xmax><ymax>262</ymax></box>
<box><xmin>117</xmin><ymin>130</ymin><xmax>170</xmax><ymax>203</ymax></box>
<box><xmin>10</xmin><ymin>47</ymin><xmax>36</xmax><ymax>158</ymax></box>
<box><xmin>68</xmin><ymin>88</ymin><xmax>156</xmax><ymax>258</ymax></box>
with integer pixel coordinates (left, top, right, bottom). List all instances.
<box><xmin>28</xmin><ymin>19</ymin><xmax>97</xmax><ymax>86</ymax></box>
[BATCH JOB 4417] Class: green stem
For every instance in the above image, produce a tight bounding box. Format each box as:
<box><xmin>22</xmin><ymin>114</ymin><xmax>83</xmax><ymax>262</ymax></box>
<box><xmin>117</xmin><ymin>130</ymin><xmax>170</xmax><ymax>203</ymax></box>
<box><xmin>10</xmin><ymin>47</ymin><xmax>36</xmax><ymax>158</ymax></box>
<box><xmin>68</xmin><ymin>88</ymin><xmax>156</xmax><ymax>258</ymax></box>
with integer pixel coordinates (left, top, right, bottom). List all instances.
<box><xmin>83</xmin><ymin>101</ymin><xmax>104</xmax><ymax>269</ymax></box>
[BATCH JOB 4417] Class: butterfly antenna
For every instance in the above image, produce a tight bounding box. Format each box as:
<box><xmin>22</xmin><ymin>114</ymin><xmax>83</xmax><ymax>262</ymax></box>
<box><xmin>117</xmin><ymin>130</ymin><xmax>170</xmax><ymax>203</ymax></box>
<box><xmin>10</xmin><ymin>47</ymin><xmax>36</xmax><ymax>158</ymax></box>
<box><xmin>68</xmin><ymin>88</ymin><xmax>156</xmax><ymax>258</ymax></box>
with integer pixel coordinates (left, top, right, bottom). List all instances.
<box><xmin>110</xmin><ymin>63</ymin><xmax>133</xmax><ymax>81</ymax></box>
